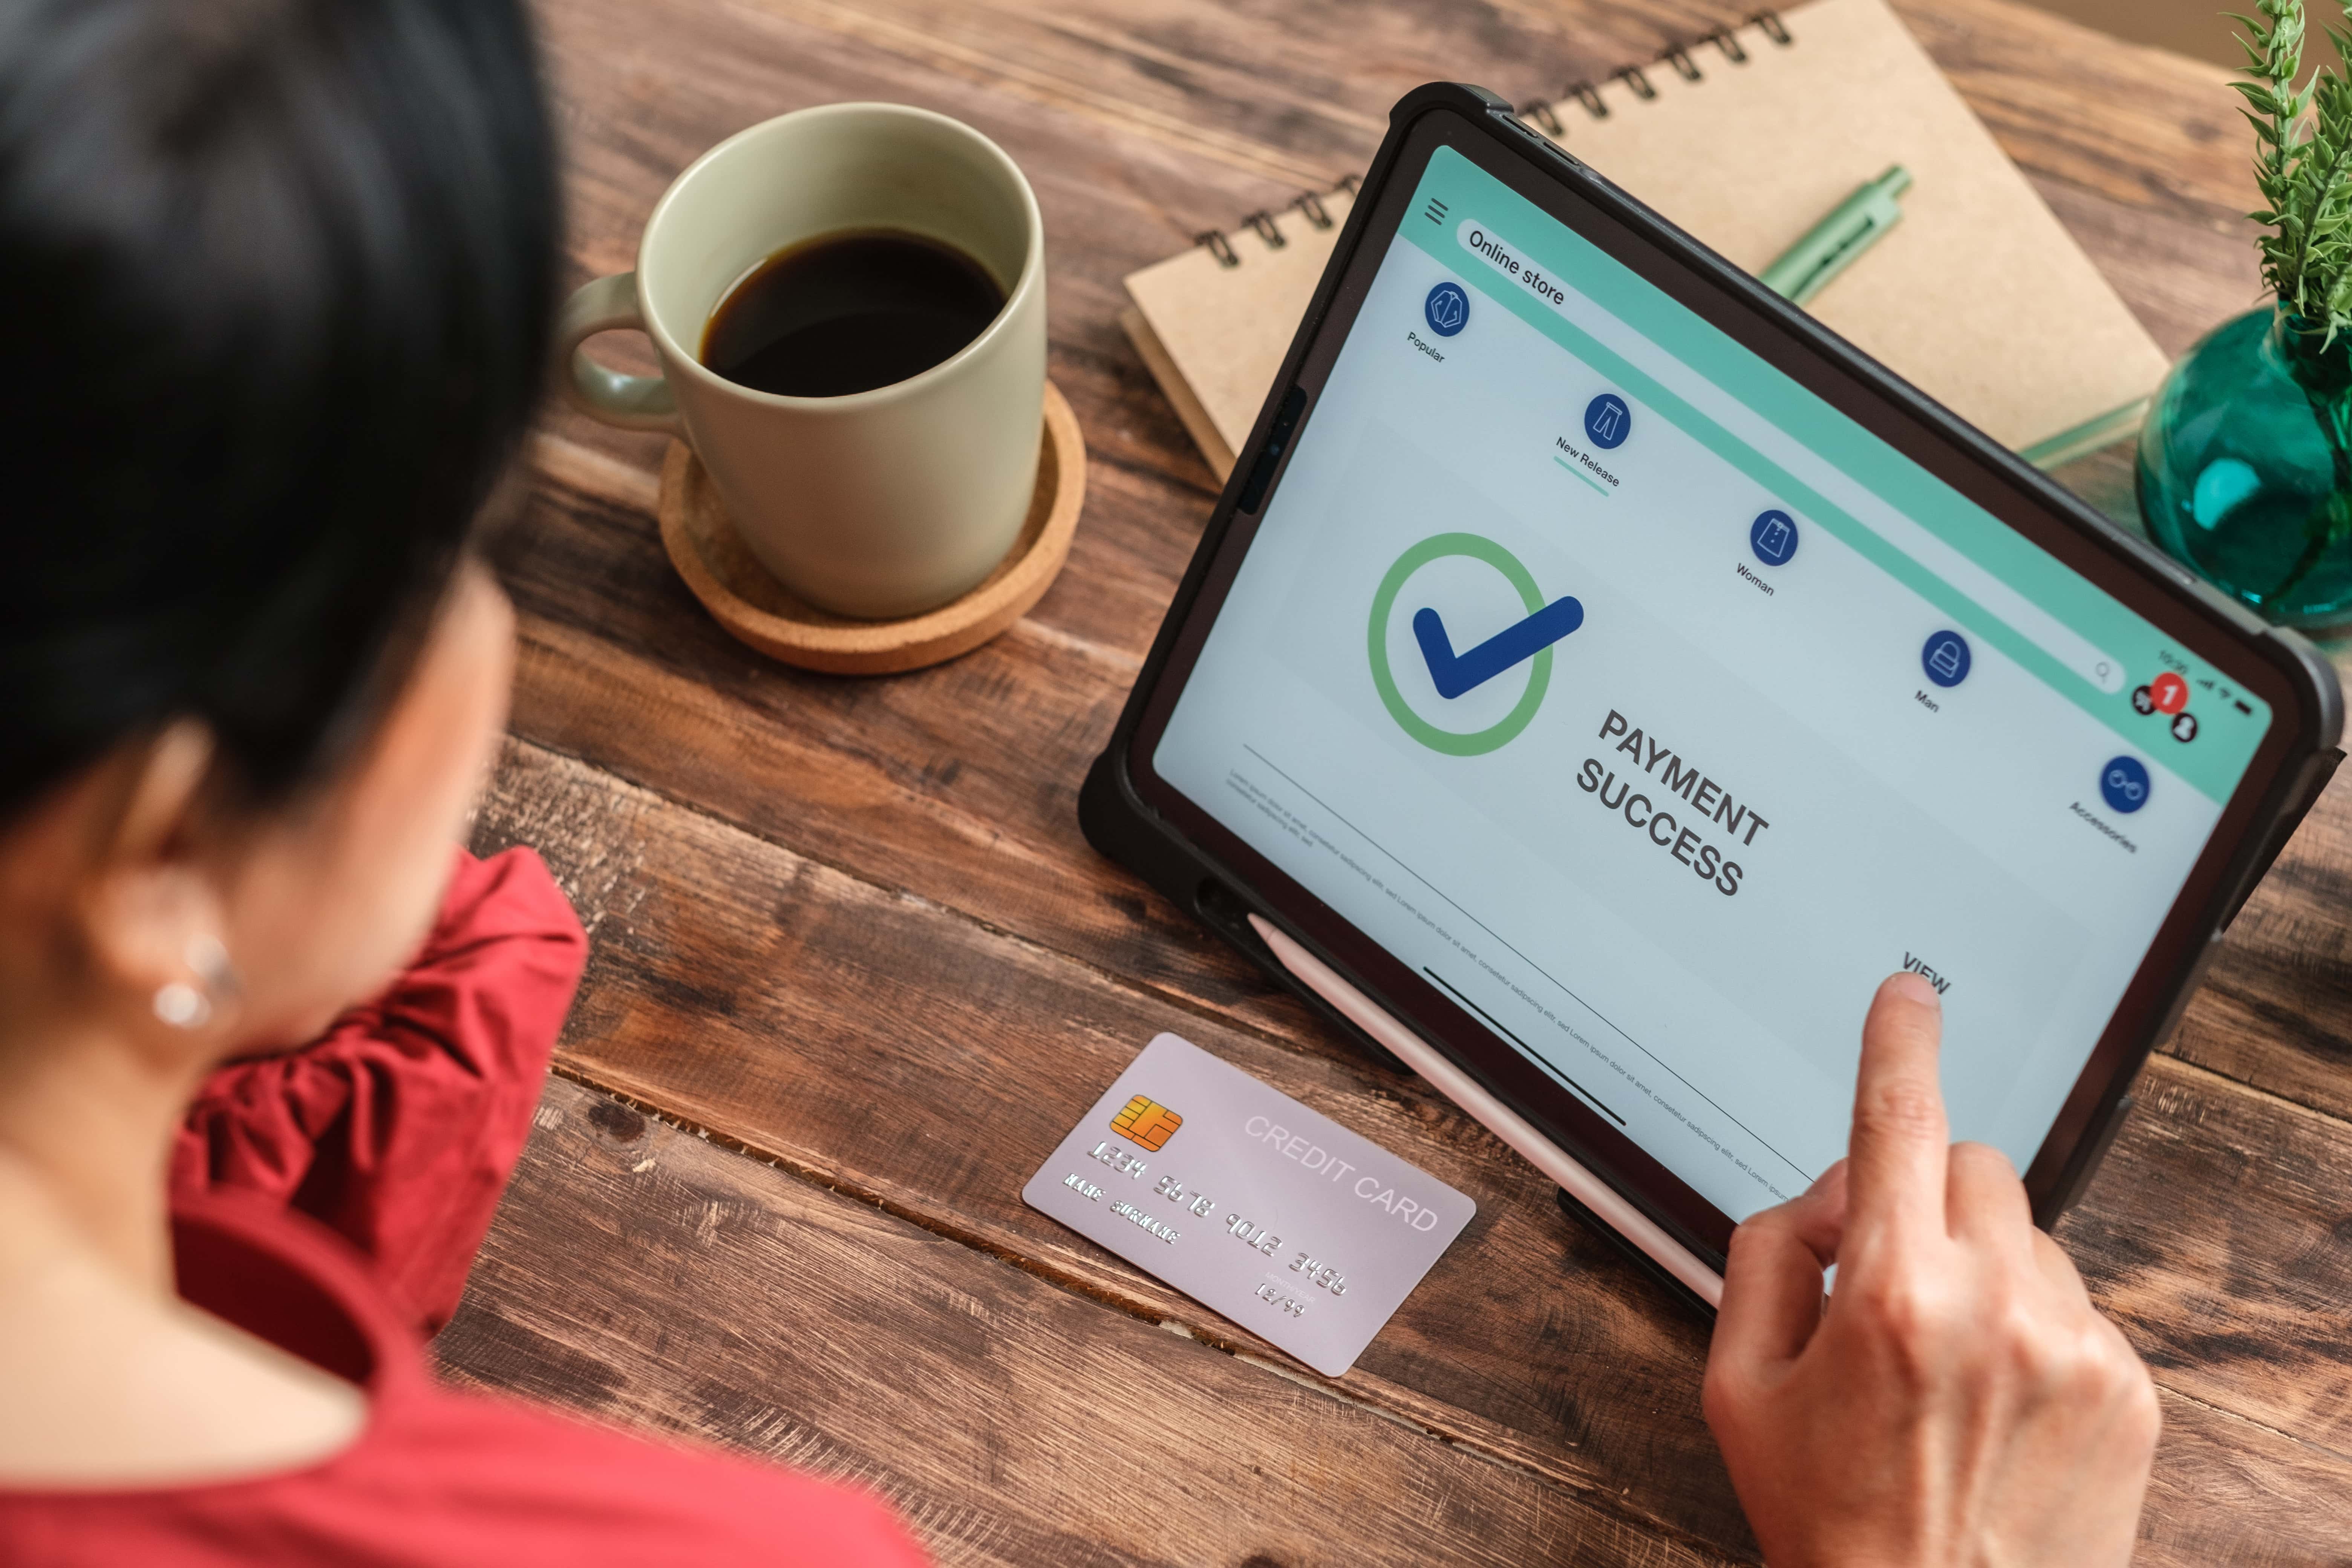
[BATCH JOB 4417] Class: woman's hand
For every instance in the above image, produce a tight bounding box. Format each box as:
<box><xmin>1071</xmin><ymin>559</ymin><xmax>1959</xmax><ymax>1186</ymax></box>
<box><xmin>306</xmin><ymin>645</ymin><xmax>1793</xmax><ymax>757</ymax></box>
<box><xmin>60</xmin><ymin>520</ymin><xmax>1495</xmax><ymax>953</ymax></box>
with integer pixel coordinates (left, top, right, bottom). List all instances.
<box><xmin>1702</xmin><ymin>972</ymin><xmax>2159</xmax><ymax>1566</ymax></box>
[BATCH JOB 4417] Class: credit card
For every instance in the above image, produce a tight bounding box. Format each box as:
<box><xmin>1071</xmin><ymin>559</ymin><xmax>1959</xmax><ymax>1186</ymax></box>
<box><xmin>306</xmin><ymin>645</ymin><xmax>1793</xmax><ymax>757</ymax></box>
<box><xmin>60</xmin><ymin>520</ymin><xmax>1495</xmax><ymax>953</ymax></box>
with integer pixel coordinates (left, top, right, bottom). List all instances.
<box><xmin>1022</xmin><ymin>1033</ymin><xmax>1475</xmax><ymax>1376</ymax></box>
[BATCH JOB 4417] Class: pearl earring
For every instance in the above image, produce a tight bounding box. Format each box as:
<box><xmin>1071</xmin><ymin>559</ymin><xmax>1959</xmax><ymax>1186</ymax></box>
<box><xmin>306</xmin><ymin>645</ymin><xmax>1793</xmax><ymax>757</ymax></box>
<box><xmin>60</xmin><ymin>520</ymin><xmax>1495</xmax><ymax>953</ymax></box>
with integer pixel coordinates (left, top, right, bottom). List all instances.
<box><xmin>153</xmin><ymin>980</ymin><xmax>210</xmax><ymax>1029</ymax></box>
<box><xmin>153</xmin><ymin>933</ymin><xmax>239</xmax><ymax>1031</ymax></box>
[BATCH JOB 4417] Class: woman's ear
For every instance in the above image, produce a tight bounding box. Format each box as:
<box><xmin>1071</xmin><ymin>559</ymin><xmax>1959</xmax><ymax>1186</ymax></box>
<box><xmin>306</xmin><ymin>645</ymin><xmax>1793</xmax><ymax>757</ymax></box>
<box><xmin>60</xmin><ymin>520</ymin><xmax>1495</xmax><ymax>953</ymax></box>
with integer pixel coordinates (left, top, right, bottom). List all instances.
<box><xmin>72</xmin><ymin>722</ymin><xmax>242</xmax><ymax>1050</ymax></box>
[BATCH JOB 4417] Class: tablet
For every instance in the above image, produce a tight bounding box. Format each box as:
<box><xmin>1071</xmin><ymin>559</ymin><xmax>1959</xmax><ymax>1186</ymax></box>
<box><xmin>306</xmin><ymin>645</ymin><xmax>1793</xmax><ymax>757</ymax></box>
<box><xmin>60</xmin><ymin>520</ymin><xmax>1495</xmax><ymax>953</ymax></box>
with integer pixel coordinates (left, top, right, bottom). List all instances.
<box><xmin>1082</xmin><ymin>83</ymin><xmax>2343</xmax><ymax>1303</ymax></box>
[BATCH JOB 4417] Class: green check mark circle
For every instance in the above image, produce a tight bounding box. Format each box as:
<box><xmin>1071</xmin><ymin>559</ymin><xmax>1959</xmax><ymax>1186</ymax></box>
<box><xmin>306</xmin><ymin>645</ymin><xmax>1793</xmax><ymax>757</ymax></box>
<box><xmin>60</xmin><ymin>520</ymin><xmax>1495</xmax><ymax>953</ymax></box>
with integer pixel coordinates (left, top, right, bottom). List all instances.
<box><xmin>1368</xmin><ymin>532</ymin><xmax>1551</xmax><ymax>756</ymax></box>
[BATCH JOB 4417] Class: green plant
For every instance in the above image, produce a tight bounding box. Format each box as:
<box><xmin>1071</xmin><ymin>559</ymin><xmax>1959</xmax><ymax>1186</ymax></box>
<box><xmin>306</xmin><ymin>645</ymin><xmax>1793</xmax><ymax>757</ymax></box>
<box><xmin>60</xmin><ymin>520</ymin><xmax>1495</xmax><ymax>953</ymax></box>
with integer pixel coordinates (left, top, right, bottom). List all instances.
<box><xmin>2233</xmin><ymin>0</ymin><xmax>2352</xmax><ymax>602</ymax></box>
<box><xmin>2239</xmin><ymin>0</ymin><xmax>2352</xmax><ymax>333</ymax></box>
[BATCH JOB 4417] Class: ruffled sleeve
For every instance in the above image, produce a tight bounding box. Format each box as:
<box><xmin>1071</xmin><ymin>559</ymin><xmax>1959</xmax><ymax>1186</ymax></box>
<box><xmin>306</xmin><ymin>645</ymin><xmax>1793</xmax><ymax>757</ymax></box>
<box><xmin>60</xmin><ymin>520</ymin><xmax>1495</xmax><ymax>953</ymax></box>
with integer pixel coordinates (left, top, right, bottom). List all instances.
<box><xmin>170</xmin><ymin>846</ymin><xmax>588</xmax><ymax>1335</ymax></box>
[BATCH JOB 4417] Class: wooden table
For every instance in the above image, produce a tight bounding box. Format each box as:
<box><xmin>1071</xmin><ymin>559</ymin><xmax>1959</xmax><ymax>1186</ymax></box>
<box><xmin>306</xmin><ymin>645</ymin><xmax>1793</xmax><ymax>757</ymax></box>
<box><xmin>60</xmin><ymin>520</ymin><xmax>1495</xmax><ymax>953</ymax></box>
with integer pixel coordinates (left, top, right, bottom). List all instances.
<box><xmin>439</xmin><ymin>2</ymin><xmax>2352</xmax><ymax>1561</ymax></box>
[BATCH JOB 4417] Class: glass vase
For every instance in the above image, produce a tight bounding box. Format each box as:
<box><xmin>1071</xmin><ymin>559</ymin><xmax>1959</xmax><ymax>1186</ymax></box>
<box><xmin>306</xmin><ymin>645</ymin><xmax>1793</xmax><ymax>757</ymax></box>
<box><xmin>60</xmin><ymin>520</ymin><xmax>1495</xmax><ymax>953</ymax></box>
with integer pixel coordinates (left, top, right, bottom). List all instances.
<box><xmin>2138</xmin><ymin>303</ymin><xmax>2352</xmax><ymax>629</ymax></box>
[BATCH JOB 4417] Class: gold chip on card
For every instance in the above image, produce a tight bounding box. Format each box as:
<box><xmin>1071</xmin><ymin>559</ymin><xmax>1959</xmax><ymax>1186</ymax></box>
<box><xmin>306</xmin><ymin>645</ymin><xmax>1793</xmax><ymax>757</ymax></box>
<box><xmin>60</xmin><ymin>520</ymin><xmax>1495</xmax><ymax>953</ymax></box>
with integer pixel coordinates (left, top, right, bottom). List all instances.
<box><xmin>1111</xmin><ymin>1093</ymin><xmax>1183</xmax><ymax>1151</ymax></box>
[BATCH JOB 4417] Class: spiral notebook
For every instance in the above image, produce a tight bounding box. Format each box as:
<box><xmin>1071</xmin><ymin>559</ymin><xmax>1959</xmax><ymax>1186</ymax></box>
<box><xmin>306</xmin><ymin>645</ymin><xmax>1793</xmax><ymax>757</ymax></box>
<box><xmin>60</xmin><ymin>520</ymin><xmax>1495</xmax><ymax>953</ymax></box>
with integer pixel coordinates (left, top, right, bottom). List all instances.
<box><xmin>1121</xmin><ymin>0</ymin><xmax>2170</xmax><ymax>480</ymax></box>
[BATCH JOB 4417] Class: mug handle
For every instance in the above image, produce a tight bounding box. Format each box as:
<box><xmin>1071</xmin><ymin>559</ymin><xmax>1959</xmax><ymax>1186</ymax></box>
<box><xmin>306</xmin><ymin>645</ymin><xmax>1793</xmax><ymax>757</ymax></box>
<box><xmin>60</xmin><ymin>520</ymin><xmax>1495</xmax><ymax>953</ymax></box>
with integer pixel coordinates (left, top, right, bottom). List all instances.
<box><xmin>556</xmin><ymin>271</ymin><xmax>682</xmax><ymax>432</ymax></box>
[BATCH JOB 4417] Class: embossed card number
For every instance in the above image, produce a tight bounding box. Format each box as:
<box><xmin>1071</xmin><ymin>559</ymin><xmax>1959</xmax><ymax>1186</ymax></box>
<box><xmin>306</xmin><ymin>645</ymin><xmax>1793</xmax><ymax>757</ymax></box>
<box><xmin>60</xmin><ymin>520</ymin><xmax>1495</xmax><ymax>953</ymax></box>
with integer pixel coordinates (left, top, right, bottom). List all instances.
<box><xmin>1022</xmin><ymin>1033</ymin><xmax>1476</xmax><ymax>1377</ymax></box>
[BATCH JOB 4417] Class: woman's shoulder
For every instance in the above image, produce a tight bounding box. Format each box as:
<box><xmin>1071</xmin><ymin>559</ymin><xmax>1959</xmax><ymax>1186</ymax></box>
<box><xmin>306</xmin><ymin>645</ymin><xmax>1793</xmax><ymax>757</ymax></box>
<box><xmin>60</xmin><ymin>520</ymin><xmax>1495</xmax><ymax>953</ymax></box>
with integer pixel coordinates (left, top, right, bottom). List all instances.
<box><xmin>0</xmin><ymin>1188</ymin><xmax>928</xmax><ymax>1567</ymax></box>
<box><xmin>0</xmin><ymin>1150</ymin><xmax>366</xmax><ymax>1493</ymax></box>
<box><xmin>0</xmin><ymin>1372</ymin><xmax>929</xmax><ymax>1567</ymax></box>
<box><xmin>0</xmin><ymin>1238</ymin><xmax>368</xmax><ymax>1492</ymax></box>
<box><xmin>325</xmin><ymin>1381</ymin><xmax>931</xmax><ymax>1564</ymax></box>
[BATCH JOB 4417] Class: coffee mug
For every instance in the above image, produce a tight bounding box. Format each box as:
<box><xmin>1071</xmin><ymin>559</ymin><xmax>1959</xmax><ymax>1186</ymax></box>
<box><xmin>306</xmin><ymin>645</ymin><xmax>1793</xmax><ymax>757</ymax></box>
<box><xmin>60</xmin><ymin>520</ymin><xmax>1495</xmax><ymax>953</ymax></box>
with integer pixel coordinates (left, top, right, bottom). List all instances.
<box><xmin>557</xmin><ymin>104</ymin><xmax>1046</xmax><ymax>619</ymax></box>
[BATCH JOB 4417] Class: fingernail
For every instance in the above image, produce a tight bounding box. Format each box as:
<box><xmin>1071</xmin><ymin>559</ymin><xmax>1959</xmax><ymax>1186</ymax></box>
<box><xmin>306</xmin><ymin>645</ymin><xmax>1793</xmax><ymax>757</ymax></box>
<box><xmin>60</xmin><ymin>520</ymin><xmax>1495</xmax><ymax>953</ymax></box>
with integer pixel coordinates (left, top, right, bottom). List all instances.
<box><xmin>1888</xmin><ymin>970</ymin><xmax>1942</xmax><ymax>1008</ymax></box>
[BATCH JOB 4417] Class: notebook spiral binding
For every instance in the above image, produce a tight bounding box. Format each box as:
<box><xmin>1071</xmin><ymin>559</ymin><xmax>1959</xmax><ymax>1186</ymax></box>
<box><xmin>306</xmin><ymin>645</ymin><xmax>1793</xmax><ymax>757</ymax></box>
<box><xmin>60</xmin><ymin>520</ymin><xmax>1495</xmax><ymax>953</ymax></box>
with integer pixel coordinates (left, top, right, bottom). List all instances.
<box><xmin>1186</xmin><ymin>12</ymin><xmax>1789</xmax><ymax>270</ymax></box>
<box><xmin>1520</xmin><ymin>9</ymin><xmax>1792</xmax><ymax>136</ymax></box>
<box><xmin>1192</xmin><ymin>174</ymin><xmax>1361</xmax><ymax>270</ymax></box>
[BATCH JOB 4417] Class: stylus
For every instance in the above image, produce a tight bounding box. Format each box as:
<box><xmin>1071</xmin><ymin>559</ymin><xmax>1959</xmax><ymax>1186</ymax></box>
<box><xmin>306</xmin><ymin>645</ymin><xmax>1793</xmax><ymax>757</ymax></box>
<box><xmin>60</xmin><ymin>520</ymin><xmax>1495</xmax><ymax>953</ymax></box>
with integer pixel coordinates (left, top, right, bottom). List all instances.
<box><xmin>1247</xmin><ymin>913</ymin><xmax>1727</xmax><ymax>1308</ymax></box>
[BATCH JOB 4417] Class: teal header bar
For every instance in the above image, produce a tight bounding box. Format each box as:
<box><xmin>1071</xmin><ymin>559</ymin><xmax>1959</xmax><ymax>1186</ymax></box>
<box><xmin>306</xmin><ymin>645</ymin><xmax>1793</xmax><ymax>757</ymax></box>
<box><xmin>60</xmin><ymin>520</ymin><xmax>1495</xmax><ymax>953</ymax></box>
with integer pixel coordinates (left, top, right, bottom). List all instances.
<box><xmin>1399</xmin><ymin>146</ymin><xmax>2268</xmax><ymax>805</ymax></box>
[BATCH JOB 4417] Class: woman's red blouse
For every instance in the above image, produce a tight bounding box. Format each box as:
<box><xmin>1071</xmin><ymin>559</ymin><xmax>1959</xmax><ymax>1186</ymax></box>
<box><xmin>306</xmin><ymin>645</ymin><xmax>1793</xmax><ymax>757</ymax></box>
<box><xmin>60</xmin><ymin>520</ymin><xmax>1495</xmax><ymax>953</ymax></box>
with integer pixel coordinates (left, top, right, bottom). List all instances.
<box><xmin>0</xmin><ymin>847</ymin><xmax>928</xmax><ymax>1566</ymax></box>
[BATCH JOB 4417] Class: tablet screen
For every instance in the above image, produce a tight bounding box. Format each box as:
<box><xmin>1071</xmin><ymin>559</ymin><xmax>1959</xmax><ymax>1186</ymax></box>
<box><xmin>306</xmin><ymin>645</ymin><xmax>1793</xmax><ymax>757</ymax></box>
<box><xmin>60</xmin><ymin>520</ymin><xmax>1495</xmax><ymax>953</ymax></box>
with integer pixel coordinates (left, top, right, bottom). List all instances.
<box><xmin>1150</xmin><ymin>140</ymin><xmax>2276</xmax><ymax>1223</ymax></box>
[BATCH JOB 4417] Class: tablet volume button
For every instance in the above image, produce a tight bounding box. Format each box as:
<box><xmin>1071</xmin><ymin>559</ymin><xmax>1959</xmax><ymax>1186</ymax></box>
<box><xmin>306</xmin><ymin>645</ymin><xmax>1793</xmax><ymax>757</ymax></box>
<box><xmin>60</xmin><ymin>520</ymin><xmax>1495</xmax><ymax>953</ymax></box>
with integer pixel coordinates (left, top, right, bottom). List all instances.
<box><xmin>1237</xmin><ymin>385</ymin><xmax>1307</xmax><ymax>514</ymax></box>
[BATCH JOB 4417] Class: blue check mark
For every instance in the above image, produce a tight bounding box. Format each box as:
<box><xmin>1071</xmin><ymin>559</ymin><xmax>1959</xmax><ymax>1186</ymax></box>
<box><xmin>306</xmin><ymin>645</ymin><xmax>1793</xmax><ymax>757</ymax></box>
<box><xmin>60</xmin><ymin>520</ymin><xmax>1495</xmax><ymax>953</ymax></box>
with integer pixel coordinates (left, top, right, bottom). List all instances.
<box><xmin>1412</xmin><ymin>597</ymin><xmax>1585</xmax><ymax>699</ymax></box>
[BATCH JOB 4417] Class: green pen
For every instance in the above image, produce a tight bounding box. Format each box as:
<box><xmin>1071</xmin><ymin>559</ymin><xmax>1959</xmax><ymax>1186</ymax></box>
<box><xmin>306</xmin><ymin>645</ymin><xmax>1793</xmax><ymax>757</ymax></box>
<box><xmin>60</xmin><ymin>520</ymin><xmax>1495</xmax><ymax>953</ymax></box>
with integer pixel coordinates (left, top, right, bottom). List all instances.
<box><xmin>1759</xmin><ymin>165</ymin><xmax>1913</xmax><ymax>306</ymax></box>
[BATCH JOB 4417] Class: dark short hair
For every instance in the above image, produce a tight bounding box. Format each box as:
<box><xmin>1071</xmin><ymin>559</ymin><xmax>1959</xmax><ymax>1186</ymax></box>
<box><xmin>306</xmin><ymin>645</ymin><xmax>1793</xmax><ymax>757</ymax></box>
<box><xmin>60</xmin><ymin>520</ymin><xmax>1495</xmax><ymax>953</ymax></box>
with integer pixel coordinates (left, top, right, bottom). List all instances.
<box><xmin>0</xmin><ymin>0</ymin><xmax>558</xmax><ymax>818</ymax></box>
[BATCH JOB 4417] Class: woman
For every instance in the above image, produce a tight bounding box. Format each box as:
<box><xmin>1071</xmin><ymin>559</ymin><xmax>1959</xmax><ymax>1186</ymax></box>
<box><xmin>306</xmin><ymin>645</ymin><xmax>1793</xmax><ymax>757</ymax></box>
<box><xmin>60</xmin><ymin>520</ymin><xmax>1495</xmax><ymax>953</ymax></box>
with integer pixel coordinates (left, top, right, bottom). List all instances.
<box><xmin>0</xmin><ymin>0</ymin><xmax>921</xmax><ymax>1559</ymax></box>
<box><xmin>0</xmin><ymin>0</ymin><xmax>2157</xmax><ymax>1561</ymax></box>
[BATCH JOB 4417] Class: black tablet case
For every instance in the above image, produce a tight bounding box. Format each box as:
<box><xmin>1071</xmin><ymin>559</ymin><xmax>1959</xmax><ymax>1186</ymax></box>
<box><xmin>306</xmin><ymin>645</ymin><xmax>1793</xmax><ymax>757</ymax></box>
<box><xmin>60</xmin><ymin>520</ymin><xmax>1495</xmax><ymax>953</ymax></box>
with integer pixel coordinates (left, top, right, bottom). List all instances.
<box><xmin>1081</xmin><ymin>83</ymin><xmax>2344</xmax><ymax>1256</ymax></box>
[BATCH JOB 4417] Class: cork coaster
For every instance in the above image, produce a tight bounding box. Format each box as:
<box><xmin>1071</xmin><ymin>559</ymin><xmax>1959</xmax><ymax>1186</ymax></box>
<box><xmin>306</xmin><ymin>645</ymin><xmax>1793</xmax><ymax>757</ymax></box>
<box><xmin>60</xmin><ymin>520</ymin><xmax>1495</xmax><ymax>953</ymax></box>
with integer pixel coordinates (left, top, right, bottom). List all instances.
<box><xmin>657</xmin><ymin>381</ymin><xmax>1085</xmax><ymax>675</ymax></box>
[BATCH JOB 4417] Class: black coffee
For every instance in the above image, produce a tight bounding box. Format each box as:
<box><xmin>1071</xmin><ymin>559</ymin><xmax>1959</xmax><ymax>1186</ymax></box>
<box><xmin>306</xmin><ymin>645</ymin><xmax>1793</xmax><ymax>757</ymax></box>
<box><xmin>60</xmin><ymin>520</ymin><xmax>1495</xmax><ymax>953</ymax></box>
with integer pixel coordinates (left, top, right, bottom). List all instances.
<box><xmin>700</xmin><ymin>228</ymin><xmax>1006</xmax><ymax>398</ymax></box>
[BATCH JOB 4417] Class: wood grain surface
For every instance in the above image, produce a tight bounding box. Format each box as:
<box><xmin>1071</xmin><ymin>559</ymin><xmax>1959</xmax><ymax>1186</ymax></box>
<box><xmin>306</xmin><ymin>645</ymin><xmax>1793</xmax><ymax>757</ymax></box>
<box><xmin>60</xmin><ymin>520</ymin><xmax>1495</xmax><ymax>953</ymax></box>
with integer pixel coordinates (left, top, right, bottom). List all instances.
<box><xmin>441</xmin><ymin>0</ymin><xmax>2352</xmax><ymax>1562</ymax></box>
<box><xmin>443</xmin><ymin>1074</ymin><xmax>1746</xmax><ymax>1568</ymax></box>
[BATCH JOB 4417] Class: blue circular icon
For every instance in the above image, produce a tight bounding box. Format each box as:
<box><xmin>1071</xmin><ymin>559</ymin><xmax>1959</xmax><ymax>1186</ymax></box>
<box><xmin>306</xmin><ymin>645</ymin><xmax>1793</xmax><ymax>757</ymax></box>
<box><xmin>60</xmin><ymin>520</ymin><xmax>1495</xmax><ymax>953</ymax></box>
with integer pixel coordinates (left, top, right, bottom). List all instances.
<box><xmin>2100</xmin><ymin>755</ymin><xmax>2151</xmax><ymax>815</ymax></box>
<box><xmin>1749</xmin><ymin>509</ymin><xmax>1798</xmax><ymax>567</ymax></box>
<box><xmin>1921</xmin><ymin>630</ymin><xmax>1971</xmax><ymax>688</ymax></box>
<box><xmin>1584</xmin><ymin>393</ymin><xmax>1632</xmax><ymax>450</ymax></box>
<box><xmin>1424</xmin><ymin>281</ymin><xmax>1470</xmax><ymax>337</ymax></box>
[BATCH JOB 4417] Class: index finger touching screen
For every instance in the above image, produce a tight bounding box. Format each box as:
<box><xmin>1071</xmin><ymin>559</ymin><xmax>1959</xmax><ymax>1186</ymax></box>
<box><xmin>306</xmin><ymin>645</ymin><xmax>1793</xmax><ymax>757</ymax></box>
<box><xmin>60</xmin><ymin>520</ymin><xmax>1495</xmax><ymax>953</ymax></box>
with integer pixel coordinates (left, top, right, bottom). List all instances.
<box><xmin>1842</xmin><ymin>972</ymin><xmax>1951</xmax><ymax>1258</ymax></box>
